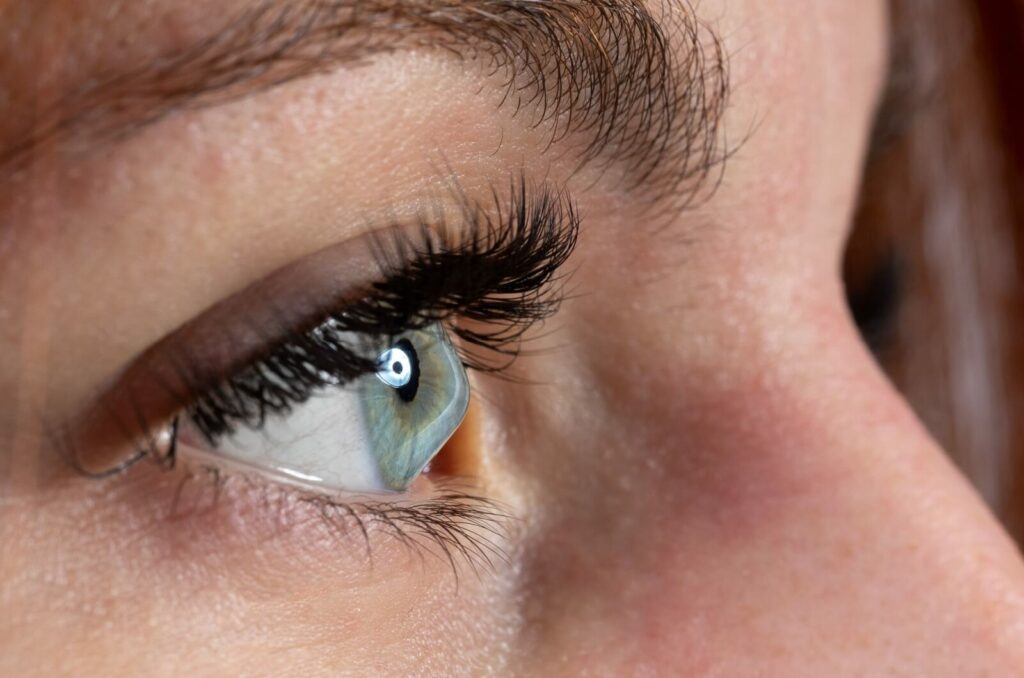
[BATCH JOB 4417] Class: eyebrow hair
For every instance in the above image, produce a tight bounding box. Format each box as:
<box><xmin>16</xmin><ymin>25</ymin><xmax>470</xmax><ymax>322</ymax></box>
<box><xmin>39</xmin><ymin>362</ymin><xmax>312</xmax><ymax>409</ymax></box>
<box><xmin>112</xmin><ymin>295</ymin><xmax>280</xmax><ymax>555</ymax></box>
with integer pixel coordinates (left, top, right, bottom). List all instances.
<box><xmin>3</xmin><ymin>0</ymin><xmax>729</xmax><ymax>202</ymax></box>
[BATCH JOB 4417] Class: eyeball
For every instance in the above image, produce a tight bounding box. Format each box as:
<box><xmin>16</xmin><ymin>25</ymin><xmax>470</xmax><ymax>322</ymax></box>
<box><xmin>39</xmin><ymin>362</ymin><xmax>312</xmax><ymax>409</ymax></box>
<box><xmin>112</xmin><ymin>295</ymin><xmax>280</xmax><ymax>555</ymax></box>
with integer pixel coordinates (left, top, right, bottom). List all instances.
<box><xmin>181</xmin><ymin>324</ymin><xmax>469</xmax><ymax>494</ymax></box>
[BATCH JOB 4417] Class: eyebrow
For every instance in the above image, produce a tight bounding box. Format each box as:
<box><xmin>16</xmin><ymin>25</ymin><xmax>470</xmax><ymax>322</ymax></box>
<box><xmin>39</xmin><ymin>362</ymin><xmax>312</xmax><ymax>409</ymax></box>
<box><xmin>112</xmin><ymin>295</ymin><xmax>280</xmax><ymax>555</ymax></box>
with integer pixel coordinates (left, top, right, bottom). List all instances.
<box><xmin>2</xmin><ymin>0</ymin><xmax>729</xmax><ymax>201</ymax></box>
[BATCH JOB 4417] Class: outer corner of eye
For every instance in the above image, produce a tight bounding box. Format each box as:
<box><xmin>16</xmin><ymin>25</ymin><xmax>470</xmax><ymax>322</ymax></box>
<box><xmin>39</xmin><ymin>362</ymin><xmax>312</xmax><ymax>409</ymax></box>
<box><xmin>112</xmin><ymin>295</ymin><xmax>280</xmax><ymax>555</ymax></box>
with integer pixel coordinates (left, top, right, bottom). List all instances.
<box><xmin>180</xmin><ymin>322</ymin><xmax>471</xmax><ymax>495</ymax></box>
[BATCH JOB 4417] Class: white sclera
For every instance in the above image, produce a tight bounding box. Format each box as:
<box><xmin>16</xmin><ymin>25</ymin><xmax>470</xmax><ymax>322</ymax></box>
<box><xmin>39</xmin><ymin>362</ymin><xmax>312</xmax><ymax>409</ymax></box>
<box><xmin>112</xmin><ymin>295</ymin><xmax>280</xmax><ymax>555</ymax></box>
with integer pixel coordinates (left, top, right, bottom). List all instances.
<box><xmin>205</xmin><ymin>386</ymin><xmax>385</xmax><ymax>492</ymax></box>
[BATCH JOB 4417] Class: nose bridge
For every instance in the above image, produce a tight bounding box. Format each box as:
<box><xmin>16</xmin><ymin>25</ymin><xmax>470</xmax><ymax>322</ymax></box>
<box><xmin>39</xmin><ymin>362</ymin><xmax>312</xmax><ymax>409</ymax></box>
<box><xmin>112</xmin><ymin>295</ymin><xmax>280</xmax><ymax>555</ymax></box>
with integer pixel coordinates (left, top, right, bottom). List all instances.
<box><xmin>512</xmin><ymin>326</ymin><xmax>1024</xmax><ymax>672</ymax></box>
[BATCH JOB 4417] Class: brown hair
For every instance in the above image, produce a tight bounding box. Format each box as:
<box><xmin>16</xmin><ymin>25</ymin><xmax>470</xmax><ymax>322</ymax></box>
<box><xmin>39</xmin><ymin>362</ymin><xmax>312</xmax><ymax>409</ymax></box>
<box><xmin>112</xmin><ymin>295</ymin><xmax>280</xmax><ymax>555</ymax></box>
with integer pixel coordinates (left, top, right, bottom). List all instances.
<box><xmin>845</xmin><ymin>0</ymin><xmax>1024</xmax><ymax>542</ymax></box>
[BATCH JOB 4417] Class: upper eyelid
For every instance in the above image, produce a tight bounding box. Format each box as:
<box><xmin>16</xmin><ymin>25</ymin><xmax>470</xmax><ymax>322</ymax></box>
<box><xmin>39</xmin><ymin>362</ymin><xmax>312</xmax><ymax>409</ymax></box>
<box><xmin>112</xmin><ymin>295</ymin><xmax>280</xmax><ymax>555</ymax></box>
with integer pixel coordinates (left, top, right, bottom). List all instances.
<box><xmin>120</xmin><ymin>233</ymin><xmax>391</xmax><ymax>413</ymax></box>
<box><xmin>3</xmin><ymin>1</ymin><xmax>729</xmax><ymax>205</ymax></box>
<box><xmin>56</xmin><ymin>233</ymin><xmax>389</xmax><ymax>477</ymax></box>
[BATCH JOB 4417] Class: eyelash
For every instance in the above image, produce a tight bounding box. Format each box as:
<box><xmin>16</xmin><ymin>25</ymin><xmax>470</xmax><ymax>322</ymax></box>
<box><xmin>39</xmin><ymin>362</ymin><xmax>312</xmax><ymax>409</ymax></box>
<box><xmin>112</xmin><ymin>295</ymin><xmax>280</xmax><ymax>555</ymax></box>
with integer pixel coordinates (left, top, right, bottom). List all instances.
<box><xmin>87</xmin><ymin>179</ymin><xmax>578</xmax><ymax>567</ymax></box>
<box><xmin>186</xmin><ymin>179</ymin><xmax>579</xmax><ymax>445</ymax></box>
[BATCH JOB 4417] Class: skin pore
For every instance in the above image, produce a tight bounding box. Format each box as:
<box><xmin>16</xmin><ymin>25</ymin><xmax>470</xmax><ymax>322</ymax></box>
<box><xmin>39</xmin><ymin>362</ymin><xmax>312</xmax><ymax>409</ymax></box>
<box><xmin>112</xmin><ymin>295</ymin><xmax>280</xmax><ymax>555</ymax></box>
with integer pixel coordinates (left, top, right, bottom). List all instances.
<box><xmin>2</xmin><ymin>0</ymin><xmax>1024</xmax><ymax>675</ymax></box>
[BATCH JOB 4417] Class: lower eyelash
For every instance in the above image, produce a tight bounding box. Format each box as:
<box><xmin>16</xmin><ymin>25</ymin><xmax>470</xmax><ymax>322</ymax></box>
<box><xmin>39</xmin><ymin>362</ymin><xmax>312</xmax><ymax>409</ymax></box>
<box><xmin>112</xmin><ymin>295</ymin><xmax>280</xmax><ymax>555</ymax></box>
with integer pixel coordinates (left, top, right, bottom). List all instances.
<box><xmin>307</xmin><ymin>487</ymin><xmax>512</xmax><ymax>578</ymax></box>
<box><xmin>166</xmin><ymin>462</ymin><xmax>511</xmax><ymax>576</ymax></box>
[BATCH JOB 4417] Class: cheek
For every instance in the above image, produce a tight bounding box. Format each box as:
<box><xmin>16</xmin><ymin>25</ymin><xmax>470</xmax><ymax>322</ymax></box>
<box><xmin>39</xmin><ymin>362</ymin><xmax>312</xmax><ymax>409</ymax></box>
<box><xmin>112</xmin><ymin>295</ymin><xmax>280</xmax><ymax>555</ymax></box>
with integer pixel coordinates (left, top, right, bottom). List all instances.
<box><xmin>497</xmin><ymin>305</ymin><xmax>914</xmax><ymax>670</ymax></box>
<box><xmin>0</xmin><ymin>463</ymin><xmax>521</xmax><ymax>675</ymax></box>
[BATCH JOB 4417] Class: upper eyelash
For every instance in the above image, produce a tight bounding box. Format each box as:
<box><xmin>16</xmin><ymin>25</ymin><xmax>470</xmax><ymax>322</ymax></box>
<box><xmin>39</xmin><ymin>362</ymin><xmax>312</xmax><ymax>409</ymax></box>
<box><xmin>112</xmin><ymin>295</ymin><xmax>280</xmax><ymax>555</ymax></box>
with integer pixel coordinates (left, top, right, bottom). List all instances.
<box><xmin>362</xmin><ymin>179</ymin><xmax>579</xmax><ymax>369</ymax></box>
<box><xmin>187</xmin><ymin>179</ymin><xmax>579</xmax><ymax>444</ymax></box>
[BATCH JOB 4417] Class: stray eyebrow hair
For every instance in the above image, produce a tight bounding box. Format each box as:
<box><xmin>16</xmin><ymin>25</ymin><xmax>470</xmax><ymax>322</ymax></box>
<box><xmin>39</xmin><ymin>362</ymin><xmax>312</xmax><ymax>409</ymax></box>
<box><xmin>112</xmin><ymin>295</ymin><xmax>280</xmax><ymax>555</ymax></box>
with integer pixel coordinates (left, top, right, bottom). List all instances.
<box><xmin>2</xmin><ymin>0</ymin><xmax>729</xmax><ymax>202</ymax></box>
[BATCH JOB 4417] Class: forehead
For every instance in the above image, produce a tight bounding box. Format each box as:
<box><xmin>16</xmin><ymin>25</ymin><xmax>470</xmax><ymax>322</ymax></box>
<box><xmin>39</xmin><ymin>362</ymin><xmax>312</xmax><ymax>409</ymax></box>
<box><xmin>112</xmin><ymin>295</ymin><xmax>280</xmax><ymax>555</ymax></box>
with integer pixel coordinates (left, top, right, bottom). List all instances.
<box><xmin>0</xmin><ymin>0</ymin><xmax>219</xmax><ymax>152</ymax></box>
<box><xmin>2</xmin><ymin>0</ymin><xmax>728</xmax><ymax>207</ymax></box>
<box><xmin>1</xmin><ymin>0</ymin><xmax>240</xmax><ymax>91</ymax></box>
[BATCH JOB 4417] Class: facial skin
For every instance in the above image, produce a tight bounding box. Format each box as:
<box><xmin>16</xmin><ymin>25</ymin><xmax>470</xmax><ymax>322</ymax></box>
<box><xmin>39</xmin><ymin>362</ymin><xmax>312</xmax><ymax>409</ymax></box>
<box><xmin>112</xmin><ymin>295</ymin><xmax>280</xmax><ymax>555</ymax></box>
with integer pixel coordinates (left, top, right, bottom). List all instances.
<box><xmin>2</xmin><ymin>0</ymin><xmax>1024</xmax><ymax>675</ymax></box>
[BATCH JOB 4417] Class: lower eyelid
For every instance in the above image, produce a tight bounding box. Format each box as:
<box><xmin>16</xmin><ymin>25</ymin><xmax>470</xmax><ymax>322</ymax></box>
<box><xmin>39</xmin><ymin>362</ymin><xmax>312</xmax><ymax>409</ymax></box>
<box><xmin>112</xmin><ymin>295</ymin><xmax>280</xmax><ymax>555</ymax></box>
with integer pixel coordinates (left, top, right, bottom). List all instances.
<box><xmin>113</xmin><ymin>451</ymin><xmax>510</xmax><ymax>573</ymax></box>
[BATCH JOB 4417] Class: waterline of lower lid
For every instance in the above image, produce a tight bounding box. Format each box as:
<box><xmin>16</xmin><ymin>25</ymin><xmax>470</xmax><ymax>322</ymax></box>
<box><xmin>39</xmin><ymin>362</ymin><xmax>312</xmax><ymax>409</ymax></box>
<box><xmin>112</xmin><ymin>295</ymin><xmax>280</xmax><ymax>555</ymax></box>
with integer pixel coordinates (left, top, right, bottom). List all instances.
<box><xmin>275</xmin><ymin>466</ymin><xmax>326</xmax><ymax>484</ymax></box>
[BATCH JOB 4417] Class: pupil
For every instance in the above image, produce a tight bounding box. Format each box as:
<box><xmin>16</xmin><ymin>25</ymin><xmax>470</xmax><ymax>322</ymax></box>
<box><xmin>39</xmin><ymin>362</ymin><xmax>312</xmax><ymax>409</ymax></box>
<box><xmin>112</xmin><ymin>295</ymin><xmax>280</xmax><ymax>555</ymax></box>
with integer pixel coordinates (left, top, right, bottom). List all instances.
<box><xmin>393</xmin><ymin>361</ymin><xmax>403</xmax><ymax>374</ymax></box>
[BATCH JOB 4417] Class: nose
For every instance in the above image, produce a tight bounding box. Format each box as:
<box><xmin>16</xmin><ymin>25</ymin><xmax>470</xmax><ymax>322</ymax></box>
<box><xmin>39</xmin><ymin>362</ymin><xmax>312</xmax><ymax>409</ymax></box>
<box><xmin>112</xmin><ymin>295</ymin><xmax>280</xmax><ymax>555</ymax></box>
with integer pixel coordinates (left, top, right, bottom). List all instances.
<box><xmin>507</xmin><ymin>290</ymin><xmax>1024</xmax><ymax>674</ymax></box>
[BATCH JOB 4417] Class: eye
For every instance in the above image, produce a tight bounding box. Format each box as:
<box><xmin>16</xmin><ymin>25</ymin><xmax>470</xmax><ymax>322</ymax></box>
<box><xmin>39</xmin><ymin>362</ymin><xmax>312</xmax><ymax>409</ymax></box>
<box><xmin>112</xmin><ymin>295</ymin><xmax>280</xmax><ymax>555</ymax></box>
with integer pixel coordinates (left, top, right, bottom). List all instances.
<box><xmin>69</xmin><ymin>180</ymin><xmax>577</xmax><ymax>498</ymax></box>
<box><xmin>179</xmin><ymin>323</ymin><xmax>469</xmax><ymax>494</ymax></box>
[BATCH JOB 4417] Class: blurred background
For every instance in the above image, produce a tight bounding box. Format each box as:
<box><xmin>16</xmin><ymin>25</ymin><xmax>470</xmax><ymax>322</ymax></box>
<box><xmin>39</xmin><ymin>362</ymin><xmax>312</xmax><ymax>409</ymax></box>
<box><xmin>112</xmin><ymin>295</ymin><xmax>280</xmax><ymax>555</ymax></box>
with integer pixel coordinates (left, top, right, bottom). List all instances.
<box><xmin>843</xmin><ymin>0</ymin><xmax>1024</xmax><ymax>545</ymax></box>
